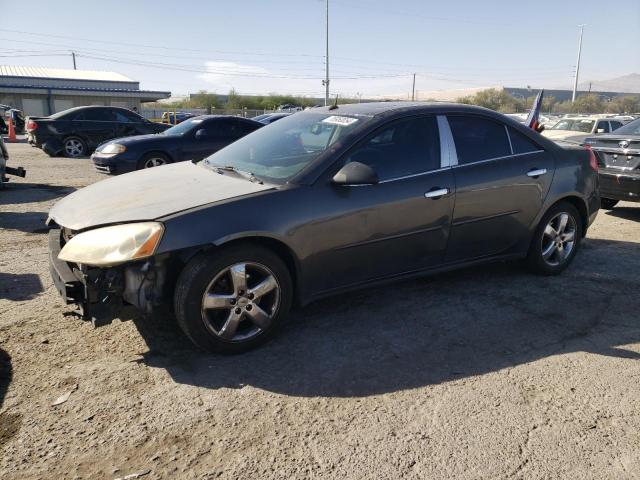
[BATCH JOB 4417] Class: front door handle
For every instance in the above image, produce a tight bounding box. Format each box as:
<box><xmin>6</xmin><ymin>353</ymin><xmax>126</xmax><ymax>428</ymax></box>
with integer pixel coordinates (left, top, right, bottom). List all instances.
<box><xmin>527</xmin><ymin>168</ymin><xmax>547</xmax><ymax>178</ymax></box>
<box><xmin>424</xmin><ymin>187</ymin><xmax>449</xmax><ymax>199</ymax></box>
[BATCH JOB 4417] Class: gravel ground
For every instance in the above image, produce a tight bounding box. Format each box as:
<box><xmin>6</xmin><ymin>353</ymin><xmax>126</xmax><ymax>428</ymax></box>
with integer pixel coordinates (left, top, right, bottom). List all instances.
<box><xmin>1</xmin><ymin>140</ymin><xmax>640</xmax><ymax>480</ymax></box>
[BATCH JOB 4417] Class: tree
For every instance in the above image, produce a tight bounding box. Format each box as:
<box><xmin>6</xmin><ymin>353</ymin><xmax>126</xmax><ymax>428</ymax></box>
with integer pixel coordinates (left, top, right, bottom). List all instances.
<box><xmin>456</xmin><ymin>88</ymin><xmax>525</xmax><ymax>113</ymax></box>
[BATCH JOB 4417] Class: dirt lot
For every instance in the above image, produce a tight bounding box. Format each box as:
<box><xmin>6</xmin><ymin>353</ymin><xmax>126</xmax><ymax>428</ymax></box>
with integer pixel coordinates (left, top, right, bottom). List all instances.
<box><xmin>1</xmin><ymin>140</ymin><xmax>639</xmax><ymax>480</ymax></box>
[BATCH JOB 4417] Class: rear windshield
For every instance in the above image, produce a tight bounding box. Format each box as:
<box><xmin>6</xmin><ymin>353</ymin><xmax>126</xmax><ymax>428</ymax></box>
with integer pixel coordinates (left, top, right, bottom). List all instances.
<box><xmin>610</xmin><ymin>118</ymin><xmax>640</xmax><ymax>136</ymax></box>
<box><xmin>551</xmin><ymin>119</ymin><xmax>595</xmax><ymax>133</ymax></box>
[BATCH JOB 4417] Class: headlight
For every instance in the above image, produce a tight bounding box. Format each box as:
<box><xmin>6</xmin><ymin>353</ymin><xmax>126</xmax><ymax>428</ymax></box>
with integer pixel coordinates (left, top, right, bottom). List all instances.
<box><xmin>100</xmin><ymin>143</ymin><xmax>126</xmax><ymax>154</ymax></box>
<box><xmin>58</xmin><ymin>222</ymin><xmax>164</xmax><ymax>267</ymax></box>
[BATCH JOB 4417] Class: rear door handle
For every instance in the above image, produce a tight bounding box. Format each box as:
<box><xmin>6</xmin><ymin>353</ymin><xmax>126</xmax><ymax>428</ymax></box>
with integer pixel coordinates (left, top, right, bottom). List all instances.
<box><xmin>527</xmin><ymin>168</ymin><xmax>547</xmax><ymax>177</ymax></box>
<box><xmin>424</xmin><ymin>188</ymin><xmax>449</xmax><ymax>199</ymax></box>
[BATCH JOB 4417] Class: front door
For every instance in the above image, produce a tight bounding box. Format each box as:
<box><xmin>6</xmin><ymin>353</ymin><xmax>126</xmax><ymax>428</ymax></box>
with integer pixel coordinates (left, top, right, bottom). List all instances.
<box><xmin>310</xmin><ymin>115</ymin><xmax>456</xmax><ymax>293</ymax></box>
<box><xmin>445</xmin><ymin>115</ymin><xmax>554</xmax><ymax>262</ymax></box>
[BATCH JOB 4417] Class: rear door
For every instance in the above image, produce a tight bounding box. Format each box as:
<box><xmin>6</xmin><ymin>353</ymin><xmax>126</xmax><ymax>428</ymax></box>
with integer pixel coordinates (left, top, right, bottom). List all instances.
<box><xmin>444</xmin><ymin>115</ymin><xmax>554</xmax><ymax>262</ymax></box>
<box><xmin>73</xmin><ymin>108</ymin><xmax>116</xmax><ymax>148</ymax></box>
<box><xmin>310</xmin><ymin>115</ymin><xmax>456</xmax><ymax>291</ymax></box>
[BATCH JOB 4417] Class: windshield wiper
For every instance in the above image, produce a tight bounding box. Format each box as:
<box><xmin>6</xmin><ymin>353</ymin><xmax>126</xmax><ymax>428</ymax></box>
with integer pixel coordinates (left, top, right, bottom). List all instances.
<box><xmin>214</xmin><ymin>165</ymin><xmax>263</xmax><ymax>184</ymax></box>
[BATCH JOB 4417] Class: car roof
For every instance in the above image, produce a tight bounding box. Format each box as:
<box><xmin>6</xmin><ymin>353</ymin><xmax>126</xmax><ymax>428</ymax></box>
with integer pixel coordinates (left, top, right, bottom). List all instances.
<box><xmin>307</xmin><ymin>101</ymin><xmax>499</xmax><ymax>118</ymax></box>
<box><xmin>191</xmin><ymin>115</ymin><xmax>262</xmax><ymax>124</ymax></box>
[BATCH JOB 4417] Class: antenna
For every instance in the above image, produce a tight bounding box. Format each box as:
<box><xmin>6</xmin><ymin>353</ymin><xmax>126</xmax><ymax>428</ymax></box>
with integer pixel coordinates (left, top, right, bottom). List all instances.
<box><xmin>329</xmin><ymin>94</ymin><xmax>339</xmax><ymax>110</ymax></box>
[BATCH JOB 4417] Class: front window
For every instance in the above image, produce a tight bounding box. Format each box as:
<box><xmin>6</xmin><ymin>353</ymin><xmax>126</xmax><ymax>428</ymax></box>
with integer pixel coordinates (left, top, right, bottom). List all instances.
<box><xmin>162</xmin><ymin>117</ymin><xmax>204</xmax><ymax>136</ymax></box>
<box><xmin>203</xmin><ymin>112</ymin><xmax>369</xmax><ymax>183</ymax></box>
<box><xmin>551</xmin><ymin>119</ymin><xmax>595</xmax><ymax>133</ymax></box>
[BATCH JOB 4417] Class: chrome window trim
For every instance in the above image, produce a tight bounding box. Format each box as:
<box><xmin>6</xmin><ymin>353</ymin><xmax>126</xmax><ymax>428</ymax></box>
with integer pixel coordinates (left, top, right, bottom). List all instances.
<box><xmin>451</xmin><ymin>149</ymin><xmax>545</xmax><ymax>169</ymax></box>
<box><xmin>504</xmin><ymin>125</ymin><xmax>514</xmax><ymax>155</ymax></box>
<box><xmin>437</xmin><ymin>115</ymin><xmax>458</xmax><ymax>168</ymax></box>
<box><xmin>378</xmin><ymin>166</ymin><xmax>451</xmax><ymax>184</ymax></box>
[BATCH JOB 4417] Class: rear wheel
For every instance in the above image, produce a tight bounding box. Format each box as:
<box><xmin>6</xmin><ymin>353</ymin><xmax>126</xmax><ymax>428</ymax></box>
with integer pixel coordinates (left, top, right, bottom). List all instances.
<box><xmin>174</xmin><ymin>245</ymin><xmax>293</xmax><ymax>353</ymax></box>
<box><xmin>63</xmin><ymin>136</ymin><xmax>86</xmax><ymax>158</ymax></box>
<box><xmin>601</xmin><ymin>198</ymin><xmax>619</xmax><ymax>210</ymax></box>
<box><xmin>527</xmin><ymin>202</ymin><xmax>582</xmax><ymax>275</ymax></box>
<box><xmin>138</xmin><ymin>152</ymin><xmax>170</xmax><ymax>170</ymax></box>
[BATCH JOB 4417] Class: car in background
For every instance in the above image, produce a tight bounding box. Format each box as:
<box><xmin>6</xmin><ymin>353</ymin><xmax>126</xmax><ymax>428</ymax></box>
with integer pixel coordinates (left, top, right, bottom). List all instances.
<box><xmin>91</xmin><ymin>116</ymin><xmax>263</xmax><ymax>174</ymax></box>
<box><xmin>47</xmin><ymin>102</ymin><xmax>599</xmax><ymax>353</ymax></box>
<box><xmin>543</xmin><ymin>116</ymin><xmax>624</xmax><ymax>145</ymax></box>
<box><xmin>0</xmin><ymin>105</ymin><xmax>25</xmax><ymax>134</ymax></box>
<box><xmin>255</xmin><ymin>112</ymin><xmax>292</xmax><ymax>125</ymax></box>
<box><xmin>584</xmin><ymin>117</ymin><xmax>640</xmax><ymax>209</ymax></box>
<box><xmin>161</xmin><ymin>111</ymin><xmax>197</xmax><ymax>124</ymax></box>
<box><xmin>26</xmin><ymin>106</ymin><xmax>171</xmax><ymax>158</ymax></box>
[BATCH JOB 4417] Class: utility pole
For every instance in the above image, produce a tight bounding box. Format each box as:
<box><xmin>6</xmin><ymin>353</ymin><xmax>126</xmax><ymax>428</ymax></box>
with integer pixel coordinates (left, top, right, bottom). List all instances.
<box><xmin>323</xmin><ymin>0</ymin><xmax>330</xmax><ymax>106</ymax></box>
<box><xmin>571</xmin><ymin>25</ymin><xmax>585</xmax><ymax>103</ymax></box>
<box><xmin>411</xmin><ymin>73</ymin><xmax>416</xmax><ymax>101</ymax></box>
<box><xmin>71</xmin><ymin>51</ymin><xmax>77</xmax><ymax>70</ymax></box>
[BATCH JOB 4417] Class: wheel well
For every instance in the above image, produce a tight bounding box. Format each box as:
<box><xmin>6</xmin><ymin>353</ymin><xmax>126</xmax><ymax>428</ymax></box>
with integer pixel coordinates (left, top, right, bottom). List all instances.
<box><xmin>177</xmin><ymin>237</ymin><xmax>301</xmax><ymax>302</ymax></box>
<box><xmin>141</xmin><ymin>150</ymin><xmax>173</xmax><ymax>163</ymax></box>
<box><xmin>553</xmin><ymin>196</ymin><xmax>589</xmax><ymax>236</ymax></box>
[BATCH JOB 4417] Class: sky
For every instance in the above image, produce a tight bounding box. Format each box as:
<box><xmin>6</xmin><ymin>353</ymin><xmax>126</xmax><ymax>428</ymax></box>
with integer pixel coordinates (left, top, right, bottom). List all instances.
<box><xmin>1</xmin><ymin>0</ymin><xmax>639</xmax><ymax>99</ymax></box>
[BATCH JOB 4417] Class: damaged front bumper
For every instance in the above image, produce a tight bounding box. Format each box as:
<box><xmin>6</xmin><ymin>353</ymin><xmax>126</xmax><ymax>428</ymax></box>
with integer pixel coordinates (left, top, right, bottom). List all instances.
<box><xmin>48</xmin><ymin>228</ymin><xmax>167</xmax><ymax>324</ymax></box>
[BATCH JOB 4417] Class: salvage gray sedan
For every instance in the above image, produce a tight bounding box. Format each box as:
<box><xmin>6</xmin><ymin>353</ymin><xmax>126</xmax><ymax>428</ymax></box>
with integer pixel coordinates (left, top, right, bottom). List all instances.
<box><xmin>47</xmin><ymin>102</ymin><xmax>600</xmax><ymax>353</ymax></box>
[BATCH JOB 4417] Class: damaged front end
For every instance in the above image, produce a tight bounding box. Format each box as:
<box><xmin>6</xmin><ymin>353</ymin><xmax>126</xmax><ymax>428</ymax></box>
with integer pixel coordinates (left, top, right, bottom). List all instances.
<box><xmin>48</xmin><ymin>227</ymin><xmax>169</xmax><ymax>325</ymax></box>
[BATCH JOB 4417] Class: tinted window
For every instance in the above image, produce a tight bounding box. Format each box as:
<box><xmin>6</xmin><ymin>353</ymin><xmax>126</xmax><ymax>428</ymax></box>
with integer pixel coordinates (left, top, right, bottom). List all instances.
<box><xmin>113</xmin><ymin>110</ymin><xmax>141</xmax><ymax>123</ymax></box>
<box><xmin>448</xmin><ymin>116</ymin><xmax>511</xmax><ymax>164</ymax></box>
<box><xmin>596</xmin><ymin>121</ymin><xmax>610</xmax><ymax>133</ymax></box>
<box><xmin>508</xmin><ymin>127</ymin><xmax>541</xmax><ymax>154</ymax></box>
<box><xmin>344</xmin><ymin>116</ymin><xmax>441</xmax><ymax>181</ymax></box>
<box><xmin>81</xmin><ymin>109</ymin><xmax>112</xmax><ymax>121</ymax></box>
<box><xmin>610</xmin><ymin>121</ymin><xmax>623</xmax><ymax>131</ymax></box>
<box><xmin>236</xmin><ymin>121</ymin><xmax>260</xmax><ymax>135</ymax></box>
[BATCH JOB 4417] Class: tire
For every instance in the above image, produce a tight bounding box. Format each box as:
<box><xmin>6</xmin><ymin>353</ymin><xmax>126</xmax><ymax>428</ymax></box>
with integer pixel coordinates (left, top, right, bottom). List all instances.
<box><xmin>601</xmin><ymin>198</ymin><xmax>619</xmax><ymax>210</ymax></box>
<box><xmin>526</xmin><ymin>201</ymin><xmax>583</xmax><ymax>275</ymax></box>
<box><xmin>137</xmin><ymin>152</ymin><xmax>170</xmax><ymax>170</ymax></box>
<box><xmin>174</xmin><ymin>244</ymin><xmax>293</xmax><ymax>354</ymax></box>
<box><xmin>62</xmin><ymin>136</ymin><xmax>87</xmax><ymax>158</ymax></box>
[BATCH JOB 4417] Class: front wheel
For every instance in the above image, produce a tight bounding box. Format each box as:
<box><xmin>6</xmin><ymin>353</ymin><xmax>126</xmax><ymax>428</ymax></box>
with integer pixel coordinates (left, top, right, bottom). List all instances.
<box><xmin>601</xmin><ymin>198</ymin><xmax>619</xmax><ymax>210</ymax></box>
<box><xmin>138</xmin><ymin>152</ymin><xmax>170</xmax><ymax>170</ymax></box>
<box><xmin>526</xmin><ymin>202</ymin><xmax>583</xmax><ymax>275</ymax></box>
<box><xmin>174</xmin><ymin>245</ymin><xmax>293</xmax><ymax>353</ymax></box>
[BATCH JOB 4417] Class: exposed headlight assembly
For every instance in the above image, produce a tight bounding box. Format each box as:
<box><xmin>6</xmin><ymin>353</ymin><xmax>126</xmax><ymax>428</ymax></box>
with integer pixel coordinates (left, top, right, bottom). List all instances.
<box><xmin>99</xmin><ymin>143</ymin><xmax>127</xmax><ymax>155</ymax></box>
<box><xmin>58</xmin><ymin>222</ymin><xmax>164</xmax><ymax>267</ymax></box>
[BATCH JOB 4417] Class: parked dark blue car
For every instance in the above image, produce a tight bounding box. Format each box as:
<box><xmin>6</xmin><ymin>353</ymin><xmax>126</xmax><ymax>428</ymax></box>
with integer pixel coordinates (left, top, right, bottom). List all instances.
<box><xmin>91</xmin><ymin>116</ymin><xmax>263</xmax><ymax>174</ymax></box>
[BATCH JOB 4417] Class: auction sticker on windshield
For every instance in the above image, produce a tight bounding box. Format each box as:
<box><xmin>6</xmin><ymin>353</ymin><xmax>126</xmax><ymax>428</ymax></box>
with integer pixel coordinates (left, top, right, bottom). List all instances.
<box><xmin>322</xmin><ymin>116</ymin><xmax>359</xmax><ymax>126</ymax></box>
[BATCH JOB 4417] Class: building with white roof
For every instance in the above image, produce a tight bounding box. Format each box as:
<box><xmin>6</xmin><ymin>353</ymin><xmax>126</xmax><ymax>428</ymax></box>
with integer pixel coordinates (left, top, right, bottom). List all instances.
<box><xmin>0</xmin><ymin>65</ymin><xmax>170</xmax><ymax>116</ymax></box>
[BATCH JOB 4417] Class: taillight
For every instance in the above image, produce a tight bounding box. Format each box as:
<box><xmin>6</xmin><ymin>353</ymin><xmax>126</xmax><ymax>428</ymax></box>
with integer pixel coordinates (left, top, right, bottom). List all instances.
<box><xmin>26</xmin><ymin>119</ymin><xmax>38</xmax><ymax>131</ymax></box>
<box><xmin>585</xmin><ymin>145</ymin><xmax>598</xmax><ymax>172</ymax></box>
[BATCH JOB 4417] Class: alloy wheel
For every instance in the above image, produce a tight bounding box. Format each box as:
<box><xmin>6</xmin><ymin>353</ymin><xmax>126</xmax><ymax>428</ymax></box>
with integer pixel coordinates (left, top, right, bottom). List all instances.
<box><xmin>64</xmin><ymin>138</ymin><xmax>84</xmax><ymax>157</ymax></box>
<box><xmin>143</xmin><ymin>157</ymin><xmax>166</xmax><ymax>168</ymax></box>
<box><xmin>540</xmin><ymin>212</ymin><xmax>577</xmax><ymax>267</ymax></box>
<box><xmin>200</xmin><ymin>262</ymin><xmax>280</xmax><ymax>342</ymax></box>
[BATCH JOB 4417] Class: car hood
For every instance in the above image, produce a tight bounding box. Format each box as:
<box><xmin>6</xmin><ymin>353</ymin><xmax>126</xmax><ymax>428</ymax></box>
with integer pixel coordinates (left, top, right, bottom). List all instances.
<box><xmin>103</xmin><ymin>133</ymin><xmax>168</xmax><ymax>147</ymax></box>
<box><xmin>48</xmin><ymin>162</ymin><xmax>274</xmax><ymax>231</ymax></box>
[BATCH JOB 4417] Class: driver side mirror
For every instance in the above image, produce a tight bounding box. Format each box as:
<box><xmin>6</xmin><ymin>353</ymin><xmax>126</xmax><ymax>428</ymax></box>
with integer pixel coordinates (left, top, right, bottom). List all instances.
<box><xmin>195</xmin><ymin>129</ymin><xmax>208</xmax><ymax>140</ymax></box>
<box><xmin>332</xmin><ymin>161</ymin><xmax>379</xmax><ymax>186</ymax></box>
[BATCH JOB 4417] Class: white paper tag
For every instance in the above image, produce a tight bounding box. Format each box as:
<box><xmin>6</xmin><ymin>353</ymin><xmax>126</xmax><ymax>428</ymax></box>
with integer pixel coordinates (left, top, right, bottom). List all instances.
<box><xmin>322</xmin><ymin>115</ymin><xmax>359</xmax><ymax>126</ymax></box>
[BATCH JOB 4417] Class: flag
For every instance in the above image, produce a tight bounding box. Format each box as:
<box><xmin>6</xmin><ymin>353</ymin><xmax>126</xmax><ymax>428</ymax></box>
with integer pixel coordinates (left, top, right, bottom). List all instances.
<box><xmin>525</xmin><ymin>89</ymin><xmax>544</xmax><ymax>131</ymax></box>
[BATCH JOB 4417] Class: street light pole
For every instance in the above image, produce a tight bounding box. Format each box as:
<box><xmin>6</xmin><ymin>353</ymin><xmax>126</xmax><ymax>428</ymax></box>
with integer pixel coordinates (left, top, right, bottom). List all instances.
<box><xmin>324</xmin><ymin>0</ymin><xmax>330</xmax><ymax>106</ymax></box>
<box><xmin>571</xmin><ymin>25</ymin><xmax>585</xmax><ymax>103</ymax></box>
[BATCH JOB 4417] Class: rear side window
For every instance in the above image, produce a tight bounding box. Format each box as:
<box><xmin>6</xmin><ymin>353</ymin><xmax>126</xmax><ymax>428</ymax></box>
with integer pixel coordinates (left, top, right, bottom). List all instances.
<box><xmin>236</xmin><ymin>121</ymin><xmax>260</xmax><ymax>135</ymax></box>
<box><xmin>448</xmin><ymin>116</ymin><xmax>511</xmax><ymax>164</ymax></box>
<box><xmin>82</xmin><ymin>109</ymin><xmax>111</xmax><ymax>121</ymax></box>
<box><xmin>344</xmin><ymin>116</ymin><xmax>441</xmax><ymax>181</ymax></box>
<box><xmin>113</xmin><ymin>109</ymin><xmax>141</xmax><ymax>123</ymax></box>
<box><xmin>508</xmin><ymin>127</ymin><xmax>541</xmax><ymax>154</ymax></box>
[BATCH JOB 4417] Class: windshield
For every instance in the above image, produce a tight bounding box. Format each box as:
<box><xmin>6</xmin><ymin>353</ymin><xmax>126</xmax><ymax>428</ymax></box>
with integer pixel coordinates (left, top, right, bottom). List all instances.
<box><xmin>162</xmin><ymin>117</ymin><xmax>204</xmax><ymax>135</ymax></box>
<box><xmin>611</xmin><ymin>118</ymin><xmax>640</xmax><ymax>136</ymax></box>
<box><xmin>551</xmin><ymin>119</ymin><xmax>595</xmax><ymax>133</ymax></box>
<box><xmin>203</xmin><ymin>112</ymin><xmax>368</xmax><ymax>183</ymax></box>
